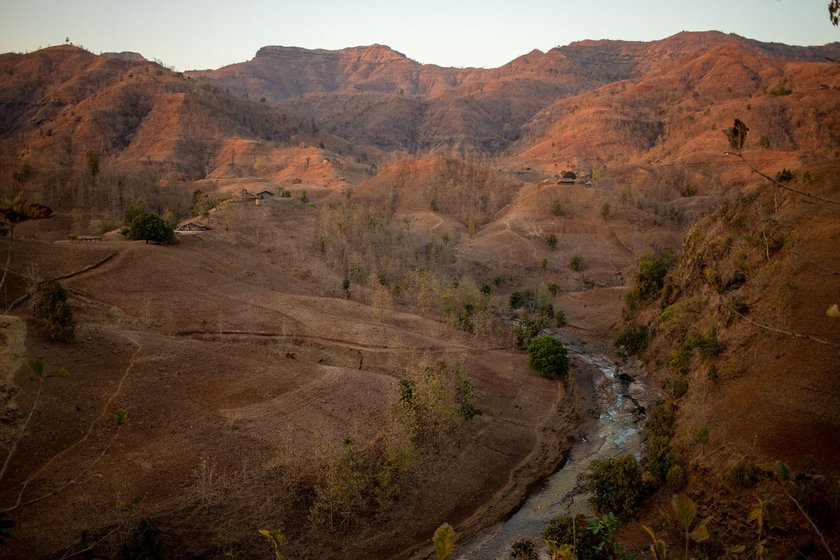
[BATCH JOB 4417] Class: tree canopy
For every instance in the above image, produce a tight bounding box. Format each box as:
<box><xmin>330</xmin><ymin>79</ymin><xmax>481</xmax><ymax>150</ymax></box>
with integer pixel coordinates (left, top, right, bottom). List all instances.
<box><xmin>125</xmin><ymin>207</ymin><xmax>175</xmax><ymax>244</ymax></box>
<box><xmin>526</xmin><ymin>335</ymin><xmax>569</xmax><ymax>380</ymax></box>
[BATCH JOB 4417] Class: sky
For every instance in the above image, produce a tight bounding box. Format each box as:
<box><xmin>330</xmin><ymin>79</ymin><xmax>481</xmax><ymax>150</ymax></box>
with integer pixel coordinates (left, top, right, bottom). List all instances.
<box><xmin>1</xmin><ymin>0</ymin><xmax>838</xmax><ymax>71</ymax></box>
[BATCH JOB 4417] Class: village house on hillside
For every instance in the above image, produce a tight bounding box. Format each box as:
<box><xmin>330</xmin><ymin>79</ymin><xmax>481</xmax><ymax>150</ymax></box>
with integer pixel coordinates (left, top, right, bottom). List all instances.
<box><xmin>177</xmin><ymin>222</ymin><xmax>209</xmax><ymax>232</ymax></box>
<box><xmin>256</xmin><ymin>190</ymin><xmax>274</xmax><ymax>200</ymax></box>
<box><xmin>557</xmin><ymin>171</ymin><xmax>577</xmax><ymax>185</ymax></box>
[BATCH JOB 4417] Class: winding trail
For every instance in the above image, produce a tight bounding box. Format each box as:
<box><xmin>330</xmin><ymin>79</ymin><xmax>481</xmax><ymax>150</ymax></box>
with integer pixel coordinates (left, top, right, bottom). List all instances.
<box><xmin>20</xmin><ymin>330</ymin><xmax>142</xmax><ymax>487</ymax></box>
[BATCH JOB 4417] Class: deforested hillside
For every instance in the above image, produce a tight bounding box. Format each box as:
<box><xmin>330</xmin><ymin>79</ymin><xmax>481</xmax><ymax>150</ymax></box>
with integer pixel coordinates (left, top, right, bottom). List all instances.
<box><xmin>614</xmin><ymin>158</ymin><xmax>840</xmax><ymax>557</ymax></box>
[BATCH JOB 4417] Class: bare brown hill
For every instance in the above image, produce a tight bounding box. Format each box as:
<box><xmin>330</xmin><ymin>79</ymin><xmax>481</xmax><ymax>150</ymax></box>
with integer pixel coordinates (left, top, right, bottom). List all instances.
<box><xmin>0</xmin><ymin>45</ymin><xmax>313</xmax><ymax>178</ymax></box>
<box><xmin>188</xmin><ymin>32</ymin><xmax>840</xmax><ymax>159</ymax></box>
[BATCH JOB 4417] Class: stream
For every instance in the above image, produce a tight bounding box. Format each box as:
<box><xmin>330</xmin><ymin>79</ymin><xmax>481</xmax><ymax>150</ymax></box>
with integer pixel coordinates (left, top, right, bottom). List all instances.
<box><xmin>454</xmin><ymin>331</ymin><xmax>658</xmax><ymax>559</ymax></box>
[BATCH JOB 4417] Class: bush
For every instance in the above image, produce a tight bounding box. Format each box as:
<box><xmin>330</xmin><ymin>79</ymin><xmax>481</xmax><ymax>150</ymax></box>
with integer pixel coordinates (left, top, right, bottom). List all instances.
<box><xmin>546</xmin><ymin>232</ymin><xmax>558</xmax><ymax>250</ymax></box>
<box><xmin>614</xmin><ymin>322</ymin><xmax>650</xmax><ymax>354</ymax></box>
<box><xmin>569</xmin><ymin>252</ymin><xmax>584</xmax><ymax>271</ymax></box>
<box><xmin>526</xmin><ymin>335</ymin><xmax>569</xmax><ymax>380</ymax></box>
<box><xmin>631</xmin><ymin>252</ymin><xmax>672</xmax><ymax>301</ymax></box>
<box><xmin>775</xmin><ymin>168</ymin><xmax>794</xmax><ymax>183</ymax></box>
<box><xmin>767</xmin><ymin>84</ymin><xmax>792</xmax><ymax>96</ymax></box>
<box><xmin>587</xmin><ymin>455</ymin><xmax>643</xmax><ymax>518</ymax></box>
<box><xmin>509</xmin><ymin>538</ymin><xmax>537</xmax><ymax>559</ymax></box>
<box><xmin>646</xmin><ymin>435</ymin><xmax>676</xmax><ymax>482</ymax></box>
<box><xmin>666</xmin><ymin>464</ymin><xmax>687</xmax><ymax>491</ymax></box>
<box><xmin>646</xmin><ymin>400</ymin><xmax>676</xmax><ymax>439</ymax></box>
<box><xmin>543</xmin><ymin>514</ymin><xmax>599</xmax><ymax>560</ymax></box>
<box><xmin>33</xmin><ymin>280</ymin><xmax>76</xmax><ymax>342</ymax></box>
<box><xmin>509</xmin><ymin>290</ymin><xmax>534</xmax><ymax>312</ymax></box>
<box><xmin>728</xmin><ymin>457</ymin><xmax>756</xmax><ymax>487</ymax></box>
<box><xmin>513</xmin><ymin>316</ymin><xmax>547</xmax><ymax>349</ymax></box>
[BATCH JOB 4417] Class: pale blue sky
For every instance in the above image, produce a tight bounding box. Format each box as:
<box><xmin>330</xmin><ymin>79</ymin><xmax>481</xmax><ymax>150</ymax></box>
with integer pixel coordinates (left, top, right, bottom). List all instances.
<box><xmin>1</xmin><ymin>0</ymin><xmax>838</xmax><ymax>70</ymax></box>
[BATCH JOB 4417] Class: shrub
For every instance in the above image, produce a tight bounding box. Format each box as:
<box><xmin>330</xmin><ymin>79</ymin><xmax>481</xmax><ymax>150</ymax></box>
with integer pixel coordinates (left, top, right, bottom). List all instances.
<box><xmin>526</xmin><ymin>335</ymin><xmax>569</xmax><ymax>380</ymax></box>
<box><xmin>569</xmin><ymin>252</ymin><xmax>584</xmax><ymax>271</ymax></box>
<box><xmin>728</xmin><ymin>457</ymin><xmax>756</xmax><ymax>487</ymax></box>
<box><xmin>513</xmin><ymin>316</ymin><xmax>547</xmax><ymax>349</ymax></box>
<box><xmin>546</xmin><ymin>232</ymin><xmax>558</xmax><ymax>250</ymax></box>
<box><xmin>646</xmin><ymin>400</ymin><xmax>676</xmax><ymax>439</ymax></box>
<box><xmin>33</xmin><ymin>280</ymin><xmax>76</xmax><ymax>342</ymax></box>
<box><xmin>509</xmin><ymin>290</ymin><xmax>534</xmax><ymax>312</ymax></box>
<box><xmin>775</xmin><ymin>168</ymin><xmax>794</xmax><ymax>183</ymax></box>
<box><xmin>551</xmin><ymin>200</ymin><xmax>565</xmax><ymax>216</ymax></box>
<box><xmin>666</xmin><ymin>464</ymin><xmax>687</xmax><ymax>491</ymax></box>
<box><xmin>614</xmin><ymin>322</ymin><xmax>650</xmax><ymax>354</ymax></box>
<box><xmin>631</xmin><ymin>252</ymin><xmax>672</xmax><ymax>301</ymax></box>
<box><xmin>587</xmin><ymin>455</ymin><xmax>643</xmax><ymax>518</ymax></box>
<box><xmin>646</xmin><ymin>435</ymin><xmax>676</xmax><ymax>482</ymax></box>
<box><xmin>767</xmin><ymin>84</ymin><xmax>792</xmax><ymax>96</ymax></box>
<box><xmin>543</xmin><ymin>514</ymin><xmax>599</xmax><ymax>560</ymax></box>
<box><xmin>509</xmin><ymin>538</ymin><xmax>537</xmax><ymax>559</ymax></box>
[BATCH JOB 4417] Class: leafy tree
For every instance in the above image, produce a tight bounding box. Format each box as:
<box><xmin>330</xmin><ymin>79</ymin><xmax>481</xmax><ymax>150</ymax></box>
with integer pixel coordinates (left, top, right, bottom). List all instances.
<box><xmin>33</xmin><ymin>280</ymin><xmax>76</xmax><ymax>342</ymax></box>
<box><xmin>127</xmin><ymin>211</ymin><xmax>174</xmax><ymax>244</ymax></box>
<box><xmin>832</xmin><ymin>0</ymin><xmax>840</xmax><ymax>25</ymax></box>
<box><xmin>526</xmin><ymin>335</ymin><xmax>569</xmax><ymax>380</ymax></box>
<box><xmin>587</xmin><ymin>455</ymin><xmax>644</xmax><ymax>518</ymax></box>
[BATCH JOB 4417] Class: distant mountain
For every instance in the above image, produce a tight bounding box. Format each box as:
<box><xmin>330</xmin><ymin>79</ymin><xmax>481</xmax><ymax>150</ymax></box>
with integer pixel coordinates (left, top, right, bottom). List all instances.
<box><xmin>188</xmin><ymin>32</ymin><xmax>840</xmax><ymax>157</ymax></box>
<box><xmin>1</xmin><ymin>32</ymin><xmax>839</xmax><ymax>180</ymax></box>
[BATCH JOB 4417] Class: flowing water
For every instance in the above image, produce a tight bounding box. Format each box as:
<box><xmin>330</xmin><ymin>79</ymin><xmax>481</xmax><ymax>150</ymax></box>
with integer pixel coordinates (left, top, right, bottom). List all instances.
<box><xmin>454</xmin><ymin>332</ymin><xmax>657</xmax><ymax>559</ymax></box>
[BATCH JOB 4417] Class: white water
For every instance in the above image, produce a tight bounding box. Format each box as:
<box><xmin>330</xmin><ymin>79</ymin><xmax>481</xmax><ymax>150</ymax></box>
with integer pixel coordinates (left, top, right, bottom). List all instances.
<box><xmin>454</xmin><ymin>333</ymin><xmax>656</xmax><ymax>559</ymax></box>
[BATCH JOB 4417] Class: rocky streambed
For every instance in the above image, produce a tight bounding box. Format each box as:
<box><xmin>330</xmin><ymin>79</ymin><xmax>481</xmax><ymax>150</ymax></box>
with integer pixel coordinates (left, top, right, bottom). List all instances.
<box><xmin>454</xmin><ymin>331</ymin><xmax>658</xmax><ymax>559</ymax></box>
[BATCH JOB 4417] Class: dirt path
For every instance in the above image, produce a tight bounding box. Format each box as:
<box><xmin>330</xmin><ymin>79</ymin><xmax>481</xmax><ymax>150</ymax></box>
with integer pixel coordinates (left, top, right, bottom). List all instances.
<box><xmin>20</xmin><ymin>329</ymin><xmax>141</xmax><ymax>487</ymax></box>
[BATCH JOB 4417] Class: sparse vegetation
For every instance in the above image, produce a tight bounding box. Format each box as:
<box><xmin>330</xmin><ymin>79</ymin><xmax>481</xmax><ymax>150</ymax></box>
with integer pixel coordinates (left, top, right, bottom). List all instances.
<box><xmin>614</xmin><ymin>322</ymin><xmax>650</xmax><ymax>354</ymax></box>
<box><xmin>33</xmin><ymin>280</ymin><xmax>76</xmax><ymax>342</ymax></box>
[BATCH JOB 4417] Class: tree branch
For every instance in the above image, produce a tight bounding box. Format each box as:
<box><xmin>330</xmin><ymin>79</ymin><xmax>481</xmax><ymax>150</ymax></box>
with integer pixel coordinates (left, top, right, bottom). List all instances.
<box><xmin>724</xmin><ymin>152</ymin><xmax>840</xmax><ymax>205</ymax></box>
<box><xmin>1</xmin><ymin>443</ymin><xmax>111</xmax><ymax>513</ymax></box>
<box><xmin>0</xmin><ymin>381</ymin><xmax>44</xmax><ymax>484</ymax></box>
<box><xmin>722</xmin><ymin>296</ymin><xmax>840</xmax><ymax>349</ymax></box>
<box><xmin>793</xmin><ymin>250</ymin><xmax>840</xmax><ymax>275</ymax></box>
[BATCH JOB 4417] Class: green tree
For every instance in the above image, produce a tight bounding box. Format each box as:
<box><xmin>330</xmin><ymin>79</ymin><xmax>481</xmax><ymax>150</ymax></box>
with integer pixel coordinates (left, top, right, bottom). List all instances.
<box><xmin>526</xmin><ymin>335</ymin><xmax>569</xmax><ymax>380</ymax></box>
<box><xmin>587</xmin><ymin>455</ymin><xmax>643</xmax><ymax>518</ymax></box>
<box><xmin>832</xmin><ymin>0</ymin><xmax>840</xmax><ymax>25</ymax></box>
<box><xmin>33</xmin><ymin>280</ymin><xmax>76</xmax><ymax>342</ymax></box>
<box><xmin>127</xmin><ymin>211</ymin><xmax>174</xmax><ymax>244</ymax></box>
